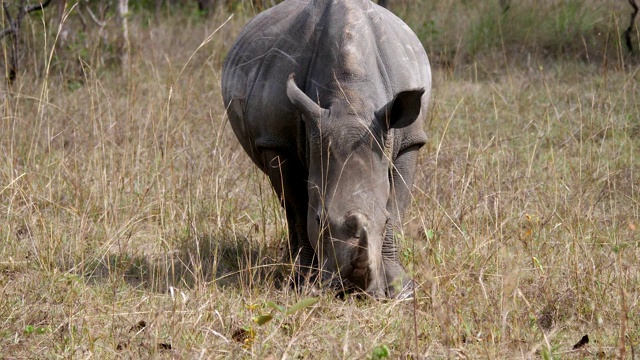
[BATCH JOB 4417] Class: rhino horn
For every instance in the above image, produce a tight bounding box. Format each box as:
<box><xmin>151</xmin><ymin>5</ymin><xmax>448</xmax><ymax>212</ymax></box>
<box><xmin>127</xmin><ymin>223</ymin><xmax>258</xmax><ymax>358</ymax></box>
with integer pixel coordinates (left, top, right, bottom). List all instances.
<box><xmin>350</xmin><ymin>224</ymin><xmax>370</xmax><ymax>279</ymax></box>
<box><xmin>286</xmin><ymin>74</ymin><xmax>327</xmax><ymax>122</ymax></box>
<box><xmin>348</xmin><ymin>212</ymin><xmax>370</xmax><ymax>267</ymax></box>
<box><xmin>352</xmin><ymin>226</ymin><xmax>386</xmax><ymax>297</ymax></box>
<box><xmin>356</xmin><ymin>226</ymin><xmax>369</xmax><ymax>260</ymax></box>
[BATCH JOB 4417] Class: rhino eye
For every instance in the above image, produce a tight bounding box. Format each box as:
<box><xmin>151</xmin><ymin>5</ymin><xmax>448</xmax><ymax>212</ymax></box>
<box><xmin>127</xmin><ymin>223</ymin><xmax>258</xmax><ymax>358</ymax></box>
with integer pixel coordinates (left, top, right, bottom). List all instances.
<box><xmin>315</xmin><ymin>213</ymin><xmax>321</xmax><ymax>225</ymax></box>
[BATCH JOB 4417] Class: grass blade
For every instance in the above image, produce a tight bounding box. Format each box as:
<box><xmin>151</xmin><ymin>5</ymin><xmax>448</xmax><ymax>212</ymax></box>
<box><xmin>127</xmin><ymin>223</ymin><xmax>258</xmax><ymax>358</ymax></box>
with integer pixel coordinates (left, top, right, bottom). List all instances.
<box><xmin>285</xmin><ymin>298</ymin><xmax>319</xmax><ymax>315</ymax></box>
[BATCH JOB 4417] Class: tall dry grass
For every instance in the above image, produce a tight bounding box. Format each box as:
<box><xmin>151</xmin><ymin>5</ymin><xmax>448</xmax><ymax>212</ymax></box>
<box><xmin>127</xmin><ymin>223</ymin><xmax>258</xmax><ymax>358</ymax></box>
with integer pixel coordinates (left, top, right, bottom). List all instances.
<box><xmin>0</xmin><ymin>1</ymin><xmax>638</xmax><ymax>358</ymax></box>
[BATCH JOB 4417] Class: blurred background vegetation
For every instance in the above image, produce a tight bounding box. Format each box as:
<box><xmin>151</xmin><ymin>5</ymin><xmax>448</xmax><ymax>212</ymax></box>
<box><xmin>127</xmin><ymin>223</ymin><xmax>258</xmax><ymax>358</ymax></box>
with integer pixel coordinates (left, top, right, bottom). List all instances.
<box><xmin>0</xmin><ymin>0</ymin><xmax>638</xmax><ymax>86</ymax></box>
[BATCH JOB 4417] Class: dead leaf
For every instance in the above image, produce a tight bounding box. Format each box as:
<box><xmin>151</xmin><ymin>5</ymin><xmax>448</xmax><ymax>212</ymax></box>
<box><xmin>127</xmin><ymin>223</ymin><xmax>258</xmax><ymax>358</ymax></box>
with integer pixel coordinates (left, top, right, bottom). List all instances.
<box><xmin>572</xmin><ymin>334</ymin><xmax>589</xmax><ymax>350</ymax></box>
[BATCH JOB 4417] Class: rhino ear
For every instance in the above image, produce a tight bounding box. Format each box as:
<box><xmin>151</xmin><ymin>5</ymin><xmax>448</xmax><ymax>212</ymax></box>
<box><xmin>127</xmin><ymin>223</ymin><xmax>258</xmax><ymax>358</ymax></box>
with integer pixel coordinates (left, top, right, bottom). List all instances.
<box><xmin>379</xmin><ymin>88</ymin><xmax>425</xmax><ymax>129</ymax></box>
<box><xmin>286</xmin><ymin>74</ymin><xmax>327</xmax><ymax>122</ymax></box>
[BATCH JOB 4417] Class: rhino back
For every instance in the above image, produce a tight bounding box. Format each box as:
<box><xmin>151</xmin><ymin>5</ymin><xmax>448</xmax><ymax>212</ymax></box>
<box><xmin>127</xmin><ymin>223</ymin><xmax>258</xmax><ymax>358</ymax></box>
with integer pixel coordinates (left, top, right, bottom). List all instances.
<box><xmin>221</xmin><ymin>0</ymin><xmax>430</xmax><ymax>160</ymax></box>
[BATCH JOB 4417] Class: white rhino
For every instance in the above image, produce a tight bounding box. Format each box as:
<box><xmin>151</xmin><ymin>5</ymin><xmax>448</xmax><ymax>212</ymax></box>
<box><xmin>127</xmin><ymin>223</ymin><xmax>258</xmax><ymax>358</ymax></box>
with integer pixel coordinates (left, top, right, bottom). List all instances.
<box><xmin>222</xmin><ymin>0</ymin><xmax>431</xmax><ymax>298</ymax></box>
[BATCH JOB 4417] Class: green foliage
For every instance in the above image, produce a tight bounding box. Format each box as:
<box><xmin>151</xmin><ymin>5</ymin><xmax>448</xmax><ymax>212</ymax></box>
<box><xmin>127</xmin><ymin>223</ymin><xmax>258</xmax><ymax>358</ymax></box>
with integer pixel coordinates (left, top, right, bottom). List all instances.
<box><xmin>402</xmin><ymin>0</ymin><xmax>627</xmax><ymax>67</ymax></box>
<box><xmin>284</xmin><ymin>297</ymin><xmax>318</xmax><ymax>315</ymax></box>
<box><xmin>253</xmin><ymin>314</ymin><xmax>273</xmax><ymax>326</ymax></box>
<box><xmin>415</xmin><ymin>19</ymin><xmax>440</xmax><ymax>44</ymax></box>
<box><xmin>266</xmin><ymin>301</ymin><xmax>285</xmax><ymax>313</ymax></box>
<box><xmin>129</xmin><ymin>0</ymin><xmax>161</xmax><ymax>13</ymax></box>
<box><xmin>424</xmin><ymin>229</ymin><xmax>435</xmax><ymax>240</ymax></box>
<box><xmin>24</xmin><ymin>325</ymin><xmax>47</xmax><ymax>335</ymax></box>
<box><xmin>467</xmin><ymin>0</ymin><xmax>604</xmax><ymax>56</ymax></box>
<box><xmin>371</xmin><ymin>344</ymin><xmax>390</xmax><ymax>359</ymax></box>
<box><xmin>540</xmin><ymin>343</ymin><xmax>562</xmax><ymax>360</ymax></box>
<box><xmin>23</xmin><ymin>325</ymin><xmax>35</xmax><ymax>335</ymax></box>
<box><xmin>252</xmin><ymin>297</ymin><xmax>319</xmax><ymax>327</ymax></box>
<box><xmin>236</xmin><ymin>298</ymin><xmax>319</xmax><ymax>349</ymax></box>
<box><xmin>401</xmin><ymin>247</ymin><xmax>413</xmax><ymax>265</ymax></box>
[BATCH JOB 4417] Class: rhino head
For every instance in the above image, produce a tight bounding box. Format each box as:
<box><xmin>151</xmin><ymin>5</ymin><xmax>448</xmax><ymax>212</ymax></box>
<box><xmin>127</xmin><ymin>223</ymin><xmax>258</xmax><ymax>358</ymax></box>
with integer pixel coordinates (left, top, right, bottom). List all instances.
<box><xmin>286</xmin><ymin>75</ymin><xmax>424</xmax><ymax>297</ymax></box>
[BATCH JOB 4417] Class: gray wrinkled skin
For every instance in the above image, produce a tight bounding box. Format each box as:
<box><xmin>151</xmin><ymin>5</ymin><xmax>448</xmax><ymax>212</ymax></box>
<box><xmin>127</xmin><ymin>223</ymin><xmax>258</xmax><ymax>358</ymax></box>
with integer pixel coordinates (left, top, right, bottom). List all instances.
<box><xmin>221</xmin><ymin>0</ymin><xmax>431</xmax><ymax>298</ymax></box>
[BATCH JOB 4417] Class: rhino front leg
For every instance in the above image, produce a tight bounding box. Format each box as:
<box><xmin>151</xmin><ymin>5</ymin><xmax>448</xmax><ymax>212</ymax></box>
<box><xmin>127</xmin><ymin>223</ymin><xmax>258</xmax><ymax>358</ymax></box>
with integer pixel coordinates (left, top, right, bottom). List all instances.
<box><xmin>384</xmin><ymin>145</ymin><xmax>422</xmax><ymax>298</ymax></box>
<box><xmin>260</xmin><ymin>150</ymin><xmax>316</xmax><ymax>278</ymax></box>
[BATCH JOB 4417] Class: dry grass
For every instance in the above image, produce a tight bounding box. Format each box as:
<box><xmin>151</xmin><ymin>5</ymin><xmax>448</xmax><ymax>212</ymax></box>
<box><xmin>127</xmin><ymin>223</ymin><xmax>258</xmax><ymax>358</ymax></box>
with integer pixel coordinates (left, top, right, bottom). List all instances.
<box><xmin>1</xmin><ymin>3</ymin><xmax>639</xmax><ymax>359</ymax></box>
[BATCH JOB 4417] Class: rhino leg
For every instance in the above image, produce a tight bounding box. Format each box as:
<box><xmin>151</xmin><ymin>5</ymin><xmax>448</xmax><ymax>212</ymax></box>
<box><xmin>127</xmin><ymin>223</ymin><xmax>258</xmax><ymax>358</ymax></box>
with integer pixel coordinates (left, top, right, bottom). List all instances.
<box><xmin>383</xmin><ymin>145</ymin><xmax>421</xmax><ymax>297</ymax></box>
<box><xmin>260</xmin><ymin>150</ymin><xmax>317</xmax><ymax>278</ymax></box>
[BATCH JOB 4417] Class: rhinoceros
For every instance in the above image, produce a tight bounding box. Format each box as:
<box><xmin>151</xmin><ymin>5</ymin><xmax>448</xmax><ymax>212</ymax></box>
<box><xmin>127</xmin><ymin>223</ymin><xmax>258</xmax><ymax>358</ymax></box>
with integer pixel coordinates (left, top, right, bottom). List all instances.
<box><xmin>221</xmin><ymin>0</ymin><xmax>430</xmax><ymax>298</ymax></box>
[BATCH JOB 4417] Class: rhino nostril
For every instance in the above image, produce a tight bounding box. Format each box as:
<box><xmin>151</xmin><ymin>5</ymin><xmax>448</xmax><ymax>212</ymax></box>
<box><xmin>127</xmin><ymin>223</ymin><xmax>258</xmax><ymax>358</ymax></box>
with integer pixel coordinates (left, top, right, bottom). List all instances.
<box><xmin>315</xmin><ymin>213</ymin><xmax>321</xmax><ymax>225</ymax></box>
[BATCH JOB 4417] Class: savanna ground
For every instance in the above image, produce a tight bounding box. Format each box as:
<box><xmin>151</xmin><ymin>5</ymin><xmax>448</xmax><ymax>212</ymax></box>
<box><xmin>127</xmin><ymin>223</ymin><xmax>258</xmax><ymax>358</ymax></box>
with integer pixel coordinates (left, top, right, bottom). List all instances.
<box><xmin>1</xmin><ymin>0</ymin><xmax>639</xmax><ymax>358</ymax></box>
